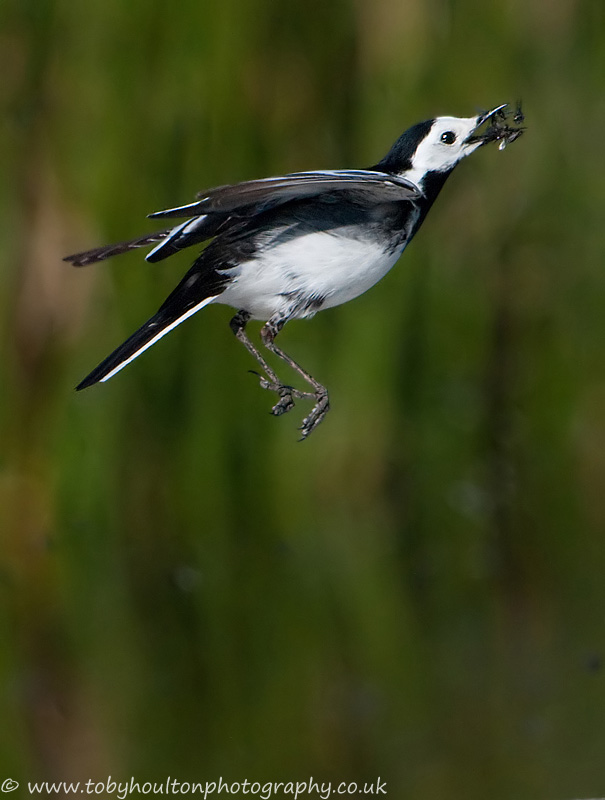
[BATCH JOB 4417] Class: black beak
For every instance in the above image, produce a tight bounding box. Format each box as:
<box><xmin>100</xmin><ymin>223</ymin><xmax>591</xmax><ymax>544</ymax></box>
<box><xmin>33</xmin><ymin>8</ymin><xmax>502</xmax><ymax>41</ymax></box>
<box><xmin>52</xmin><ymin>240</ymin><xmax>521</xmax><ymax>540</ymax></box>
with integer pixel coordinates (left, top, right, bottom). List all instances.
<box><xmin>476</xmin><ymin>103</ymin><xmax>508</xmax><ymax>128</ymax></box>
<box><xmin>465</xmin><ymin>103</ymin><xmax>525</xmax><ymax>147</ymax></box>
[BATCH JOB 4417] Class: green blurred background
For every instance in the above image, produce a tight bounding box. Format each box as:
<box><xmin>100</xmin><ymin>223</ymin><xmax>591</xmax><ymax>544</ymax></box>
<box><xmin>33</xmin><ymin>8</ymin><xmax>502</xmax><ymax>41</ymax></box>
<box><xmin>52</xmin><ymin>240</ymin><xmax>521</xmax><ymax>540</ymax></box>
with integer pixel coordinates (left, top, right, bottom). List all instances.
<box><xmin>2</xmin><ymin>0</ymin><xmax>605</xmax><ymax>797</ymax></box>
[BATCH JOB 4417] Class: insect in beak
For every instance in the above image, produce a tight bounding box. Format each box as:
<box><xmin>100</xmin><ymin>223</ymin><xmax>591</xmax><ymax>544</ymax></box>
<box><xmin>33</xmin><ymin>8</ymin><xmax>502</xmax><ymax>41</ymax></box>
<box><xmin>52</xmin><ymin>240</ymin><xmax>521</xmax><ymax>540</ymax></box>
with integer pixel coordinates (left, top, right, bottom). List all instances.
<box><xmin>466</xmin><ymin>102</ymin><xmax>525</xmax><ymax>148</ymax></box>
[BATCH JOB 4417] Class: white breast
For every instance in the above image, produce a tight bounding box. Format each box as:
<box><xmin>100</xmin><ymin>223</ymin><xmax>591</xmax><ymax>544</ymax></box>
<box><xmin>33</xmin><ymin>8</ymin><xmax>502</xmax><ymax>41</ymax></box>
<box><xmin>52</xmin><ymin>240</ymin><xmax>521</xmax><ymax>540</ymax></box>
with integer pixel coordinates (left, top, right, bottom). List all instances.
<box><xmin>215</xmin><ymin>226</ymin><xmax>410</xmax><ymax>321</ymax></box>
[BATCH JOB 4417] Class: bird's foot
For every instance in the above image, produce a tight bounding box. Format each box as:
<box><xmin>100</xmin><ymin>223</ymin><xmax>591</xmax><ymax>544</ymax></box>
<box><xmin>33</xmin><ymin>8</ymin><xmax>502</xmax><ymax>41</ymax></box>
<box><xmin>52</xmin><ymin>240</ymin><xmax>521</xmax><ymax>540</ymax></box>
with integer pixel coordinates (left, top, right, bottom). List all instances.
<box><xmin>271</xmin><ymin>388</ymin><xmax>295</xmax><ymax>417</ymax></box>
<box><xmin>299</xmin><ymin>389</ymin><xmax>330</xmax><ymax>440</ymax></box>
<box><xmin>249</xmin><ymin>371</ymin><xmax>313</xmax><ymax>416</ymax></box>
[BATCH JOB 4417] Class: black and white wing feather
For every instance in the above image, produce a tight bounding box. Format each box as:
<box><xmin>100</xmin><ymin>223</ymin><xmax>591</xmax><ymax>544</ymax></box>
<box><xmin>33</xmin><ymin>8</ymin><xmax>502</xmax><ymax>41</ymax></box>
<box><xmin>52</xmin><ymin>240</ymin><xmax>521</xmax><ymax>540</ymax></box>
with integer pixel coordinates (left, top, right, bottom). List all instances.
<box><xmin>65</xmin><ymin>170</ymin><xmax>421</xmax><ymax>267</ymax></box>
<box><xmin>65</xmin><ymin>230</ymin><xmax>172</xmax><ymax>267</ymax></box>
<box><xmin>149</xmin><ymin>170</ymin><xmax>422</xmax><ymax>218</ymax></box>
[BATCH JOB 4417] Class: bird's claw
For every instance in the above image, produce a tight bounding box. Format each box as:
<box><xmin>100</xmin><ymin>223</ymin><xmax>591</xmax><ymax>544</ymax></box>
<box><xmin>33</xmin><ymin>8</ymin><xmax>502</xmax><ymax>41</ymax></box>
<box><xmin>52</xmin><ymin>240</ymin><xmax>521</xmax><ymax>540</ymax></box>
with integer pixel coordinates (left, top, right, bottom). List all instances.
<box><xmin>271</xmin><ymin>391</ymin><xmax>295</xmax><ymax>416</ymax></box>
<box><xmin>249</xmin><ymin>370</ymin><xmax>311</xmax><ymax>415</ymax></box>
<box><xmin>299</xmin><ymin>391</ymin><xmax>330</xmax><ymax>441</ymax></box>
<box><xmin>249</xmin><ymin>370</ymin><xmax>328</xmax><ymax>435</ymax></box>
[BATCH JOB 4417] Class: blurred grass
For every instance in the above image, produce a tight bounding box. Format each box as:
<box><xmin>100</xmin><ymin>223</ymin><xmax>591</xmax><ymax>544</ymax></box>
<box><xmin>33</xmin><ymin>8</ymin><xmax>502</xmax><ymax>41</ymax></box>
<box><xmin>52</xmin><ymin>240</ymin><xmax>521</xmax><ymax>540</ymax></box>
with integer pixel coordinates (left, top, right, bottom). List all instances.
<box><xmin>2</xmin><ymin>0</ymin><xmax>605</xmax><ymax>796</ymax></box>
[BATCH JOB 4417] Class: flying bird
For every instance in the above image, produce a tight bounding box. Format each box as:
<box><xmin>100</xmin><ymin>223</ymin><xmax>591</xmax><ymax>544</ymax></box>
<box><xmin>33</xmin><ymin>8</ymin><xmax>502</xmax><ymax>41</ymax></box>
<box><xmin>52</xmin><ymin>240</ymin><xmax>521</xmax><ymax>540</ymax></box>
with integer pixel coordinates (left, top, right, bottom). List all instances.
<box><xmin>66</xmin><ymin>103</ymin><xmax>524</xmax><ymax>439</ymax></box>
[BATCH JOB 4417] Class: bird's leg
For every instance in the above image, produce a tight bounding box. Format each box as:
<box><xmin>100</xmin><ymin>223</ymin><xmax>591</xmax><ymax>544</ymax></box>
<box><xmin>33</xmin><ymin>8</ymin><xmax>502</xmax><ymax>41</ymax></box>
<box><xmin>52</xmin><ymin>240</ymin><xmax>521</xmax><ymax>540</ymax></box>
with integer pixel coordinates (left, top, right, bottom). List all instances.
<box><xmin>260</xmin><ymin>314</ymin><xmax>330</xmax><ymax>440</ymax></box>
<box><xmin>229</xmin><ymin>310</ymin><xmax>308</xmax><ymax>416</ymax></box>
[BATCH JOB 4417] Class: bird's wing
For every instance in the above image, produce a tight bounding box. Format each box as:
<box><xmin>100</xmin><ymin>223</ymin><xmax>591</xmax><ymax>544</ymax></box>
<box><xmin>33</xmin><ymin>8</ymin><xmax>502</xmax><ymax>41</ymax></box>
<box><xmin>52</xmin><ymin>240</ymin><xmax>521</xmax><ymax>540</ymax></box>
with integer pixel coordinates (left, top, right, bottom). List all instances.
<box><xmin>65</xmin><ymin>171</ymin><xmax>421</xmax><ymax>268</ymax></box>
<box><xmin>64</xmin><ymin>230</ymin><xmax>172</xmax><ymax>267</ymax></box>
<box><xmin>64</xmin><ymin>215</ymin><xmax>228</xmax><ymax>267</ymax></box>
<box><xmin>148</xmin><ymin>170</ymin><xmax>422</xmax><ymax>219</ymax></box>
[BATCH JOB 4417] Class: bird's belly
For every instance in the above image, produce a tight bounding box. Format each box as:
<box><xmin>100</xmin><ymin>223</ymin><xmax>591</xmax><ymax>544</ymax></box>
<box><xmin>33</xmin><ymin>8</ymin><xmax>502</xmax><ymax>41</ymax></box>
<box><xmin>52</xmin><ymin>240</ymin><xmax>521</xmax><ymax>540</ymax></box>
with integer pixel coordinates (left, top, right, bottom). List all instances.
<box><xmin>217</xmin><ymin>230</ymin><xmax>405</xmax><ymax>320</ymax></box>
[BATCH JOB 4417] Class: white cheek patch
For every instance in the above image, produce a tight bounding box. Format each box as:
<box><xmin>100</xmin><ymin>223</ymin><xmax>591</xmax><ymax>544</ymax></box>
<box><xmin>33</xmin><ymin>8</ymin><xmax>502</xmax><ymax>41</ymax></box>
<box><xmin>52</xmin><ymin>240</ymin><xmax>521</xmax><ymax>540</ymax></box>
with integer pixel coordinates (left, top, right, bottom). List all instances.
<box><xmin>403</xmin><ymin>115</ymin><xmax>478</xmax><ymax>187</ymax></box>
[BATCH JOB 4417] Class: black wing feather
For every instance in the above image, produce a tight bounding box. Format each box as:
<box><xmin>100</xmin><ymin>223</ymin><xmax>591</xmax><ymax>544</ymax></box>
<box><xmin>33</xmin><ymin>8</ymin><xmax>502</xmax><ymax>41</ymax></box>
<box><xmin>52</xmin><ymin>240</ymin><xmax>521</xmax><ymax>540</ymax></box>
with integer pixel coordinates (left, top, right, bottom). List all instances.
<box><xmin>64</xmin><ymin>230</ymin><xmax>171</xmax><ymax>267</ymax></box>
<box><xmin>148</xmin><ymin>170</ymin><xmax>421</xmax><ymax>219</ymax></box>
<box><xmin>65</xmin><ymin>170</ymin><xmax>421</xmax><ymax>268</ymax></box>
<box><xmin>144</xmin><ymin>214</ymin><xmax>229</xmax><ymax>263</ymax></box>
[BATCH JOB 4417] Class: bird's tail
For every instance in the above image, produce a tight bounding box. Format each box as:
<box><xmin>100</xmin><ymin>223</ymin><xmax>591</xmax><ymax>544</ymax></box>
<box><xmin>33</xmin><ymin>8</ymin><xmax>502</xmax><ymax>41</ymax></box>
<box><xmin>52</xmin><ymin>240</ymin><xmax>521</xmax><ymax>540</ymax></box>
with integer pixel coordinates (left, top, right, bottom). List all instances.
<box><xmin>76</xmin><ymin>294</ymin><xmax>218</xmax><ymax>390</ymax></box>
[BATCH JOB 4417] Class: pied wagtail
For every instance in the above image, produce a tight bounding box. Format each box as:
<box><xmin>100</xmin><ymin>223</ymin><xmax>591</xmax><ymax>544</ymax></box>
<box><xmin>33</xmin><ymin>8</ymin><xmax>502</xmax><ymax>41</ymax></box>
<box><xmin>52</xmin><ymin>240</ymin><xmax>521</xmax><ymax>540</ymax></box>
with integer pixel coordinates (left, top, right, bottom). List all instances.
<box><xmin>66</xmin><ymin>103</ymin><xmax>524</xmax><ymax>439</ymax></box>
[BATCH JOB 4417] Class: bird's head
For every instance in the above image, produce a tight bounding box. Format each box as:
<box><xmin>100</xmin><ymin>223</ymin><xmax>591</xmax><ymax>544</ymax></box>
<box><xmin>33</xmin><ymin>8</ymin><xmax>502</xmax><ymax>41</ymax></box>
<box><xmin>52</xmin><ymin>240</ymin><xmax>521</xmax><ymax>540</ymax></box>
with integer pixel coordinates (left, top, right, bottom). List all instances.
<box><xmin>378</xmin><ymin>103</ymin><xmax>524</xmax><ymax>189</ymax></box>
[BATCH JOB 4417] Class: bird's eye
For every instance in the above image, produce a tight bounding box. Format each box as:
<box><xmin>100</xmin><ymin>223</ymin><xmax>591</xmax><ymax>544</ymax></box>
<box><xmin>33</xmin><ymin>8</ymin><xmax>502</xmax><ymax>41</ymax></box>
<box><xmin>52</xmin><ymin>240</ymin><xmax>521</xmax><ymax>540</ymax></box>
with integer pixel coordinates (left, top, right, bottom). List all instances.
<box><xmin>440</xmin><ymin>131</ymin><xmax>457</xmax><ymax>145</ymax></box>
